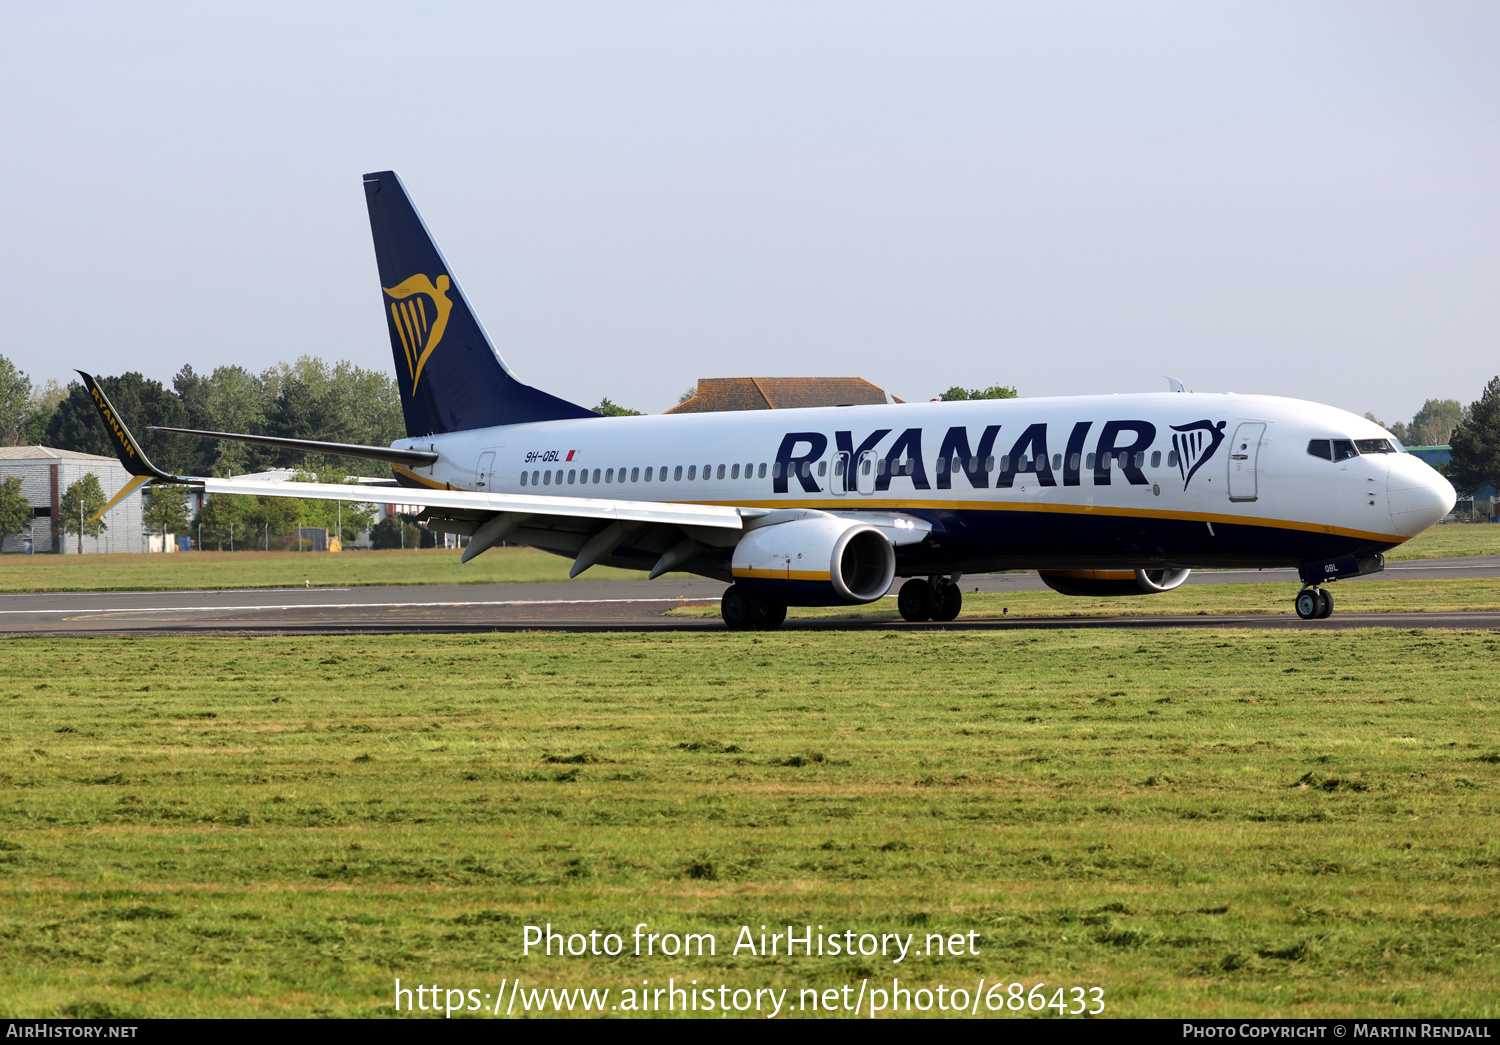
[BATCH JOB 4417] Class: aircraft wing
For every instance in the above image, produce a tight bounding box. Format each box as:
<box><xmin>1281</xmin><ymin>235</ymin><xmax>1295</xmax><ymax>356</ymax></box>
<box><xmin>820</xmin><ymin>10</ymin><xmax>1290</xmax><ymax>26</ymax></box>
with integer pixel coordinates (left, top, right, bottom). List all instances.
<box><xmin>201</xmin><ymin>476</ymin><xmax>751</xmax><ymax>531</ymax></box>
<box><xmin>80</xmin><ymin>371</ymin><xmax>931</xmax><ymax>579</ymax></box>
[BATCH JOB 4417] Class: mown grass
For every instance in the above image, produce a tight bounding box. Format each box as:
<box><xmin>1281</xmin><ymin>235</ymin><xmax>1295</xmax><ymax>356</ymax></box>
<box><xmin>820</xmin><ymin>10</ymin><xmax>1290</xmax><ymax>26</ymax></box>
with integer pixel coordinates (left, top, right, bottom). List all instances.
<box><xmin>1387</xmin><ymin>522</ymin><xmax>1499</xmax><ymax>561</ymax></box>
<box><xmin>0</xmin><ymin>547</ymin><xmax>684</xmax><ymax>593</ymax></box>
<box><xmin>1</xmin><ymin>519</ymin><xmax>1491</xmax><ymax>594</ymax></box>
<box><xmin>1</xmin><ymin>630</ymin><xmax>1498</xmax><ymax>1018</ymax></box>
<box><xmin>669</xmin><ymin>578</ymin><xmax>1500</xmax><ymax>621</ymax></box>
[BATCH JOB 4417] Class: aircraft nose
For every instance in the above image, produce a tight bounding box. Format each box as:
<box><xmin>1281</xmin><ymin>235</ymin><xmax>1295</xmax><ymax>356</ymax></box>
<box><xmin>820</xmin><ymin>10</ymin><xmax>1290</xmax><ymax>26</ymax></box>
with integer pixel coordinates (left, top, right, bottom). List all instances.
<box><xmin>1388</xmin><ymin>456</ymin><xmax>1457</xmax><ymax>537</ymax></box>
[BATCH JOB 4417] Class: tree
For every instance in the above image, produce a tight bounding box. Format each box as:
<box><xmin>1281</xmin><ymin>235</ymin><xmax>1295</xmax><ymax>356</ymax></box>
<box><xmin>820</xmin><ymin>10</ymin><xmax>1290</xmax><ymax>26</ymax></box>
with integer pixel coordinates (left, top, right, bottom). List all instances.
<box><xmin>0</xmin><ymin>475</ymin><xmax>31</xmax><ymax>540</ymax></box>
<box><xmin>194</xmin><ymin>493</ymin><xmax>247</xmax><ymax>550</ymax></box>
<box><xmin>370</xmin><ymin>513</ymin><xmax>422</xmax><ymax>550</ymax></box>
<box><xmin>1408</xmin><ymin>398</ymin><xmax>1465</xmax><ymax>447</ymax></box>
<box><xmin>143</xmin><ymin>486</ymin><xmax>191</xmax><ymax>542</ymax></box>
<box><xmin>677</xmin><ymin>384</ymin><xmax>698</xmax><ymax>405</ymax></box>
<box><xmin>57</xmin><ymin>473</ymin><xmax>108</xmax><ymax>553</ymax></box>
<box><xmin>594</xmin><ymin>397</ymin><xmax>643</xmax><ymax>417</ymax></box>
<box><xmin>44</xmin><ymin>373</ymin><xmax>191</xmax><ymax>464</ymax></box>
<box><xmin>1448</xmin><ymin>377</ymin><xmax>1500</xmax><ymax>501</ymax></box>
<box><xmin>22</xmin><ymin>379</ymin><xmax>65</xmax><ymax>445</ymax></box>
<box><xmin>938</xmin><ymin>384</ymin><xmax>1019</xmax><ymax>401</ymax></box>
<box><xmin>0</xmin><ymin>354</ymin><xmax>31</xmax><ymax>446</ymax></box>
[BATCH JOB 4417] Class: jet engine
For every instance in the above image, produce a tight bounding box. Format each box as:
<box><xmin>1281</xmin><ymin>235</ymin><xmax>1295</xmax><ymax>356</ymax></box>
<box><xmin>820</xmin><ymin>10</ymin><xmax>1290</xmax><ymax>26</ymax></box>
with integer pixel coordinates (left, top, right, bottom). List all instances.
<box><xmin>1038</xmin><ymin>568</ymin><xmax>1192</xmax><ymax>597</ymax></box>
<box><xmin>731</xmin><ymin>516</ymin><xmax>896</xmax><ymax>606</ymax></box>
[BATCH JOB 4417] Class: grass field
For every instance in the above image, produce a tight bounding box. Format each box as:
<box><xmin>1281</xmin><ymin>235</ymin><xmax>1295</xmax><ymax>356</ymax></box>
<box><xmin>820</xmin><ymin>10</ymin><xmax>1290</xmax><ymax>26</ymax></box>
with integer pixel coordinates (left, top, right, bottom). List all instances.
<box><xmin>2</xmin><ymin>630</ymin><xmax>1498</xmax><ymax>1018</ymax></box>
<box><xmin>0</xmin><ymin>520</ymin><xmax>1493</xmax><ymax>594</ymax></box>
<box><xmin>669</xmin><ymin>578</ymin><xmax>1500</xmax><ymax>621</ymax></box>
<box><xmin>0</xmin><ymin>546</ymin><xmax>680</xmax><ymax>593</ymax></box>
<box><xmin>1386</xmin><ymin>522</ymin><xmax>1499</xmax><ymax>561</ymax></box>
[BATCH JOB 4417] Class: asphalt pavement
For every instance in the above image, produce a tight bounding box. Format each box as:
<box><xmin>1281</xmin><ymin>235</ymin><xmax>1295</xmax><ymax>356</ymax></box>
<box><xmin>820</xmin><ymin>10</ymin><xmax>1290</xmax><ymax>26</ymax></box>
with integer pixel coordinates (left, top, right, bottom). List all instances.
<box><xmin>1</xmin><ymin>556</ymin><xmax>1495</xmax><ymax>636</ymax></box>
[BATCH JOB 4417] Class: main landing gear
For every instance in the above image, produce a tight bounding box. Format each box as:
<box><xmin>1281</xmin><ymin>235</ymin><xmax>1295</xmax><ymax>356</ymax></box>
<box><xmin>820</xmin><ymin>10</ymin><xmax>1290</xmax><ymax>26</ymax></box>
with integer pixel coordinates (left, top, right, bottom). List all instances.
<box><xmin>1294</xmin><ymin>586</ymin><xmax>1334</xmax><ymax>620</ymax></box>
<box><xmin>720</xmin><ymin>585</ymin><xmax>788</xmax><ymax>631</ymax></box>
<box><xmin>898</xmin><ymin>576</ymin><xmax>963</xmax><ymax>623</ymax></box>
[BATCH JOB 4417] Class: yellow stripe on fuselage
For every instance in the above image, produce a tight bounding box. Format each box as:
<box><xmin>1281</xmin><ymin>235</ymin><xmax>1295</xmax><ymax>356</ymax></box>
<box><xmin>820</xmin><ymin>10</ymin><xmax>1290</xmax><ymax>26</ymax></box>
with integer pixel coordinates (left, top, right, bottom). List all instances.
<box><xmin>696</xmin><ymin>497</ymin><xmax>1407</xmax><ymax>545</ymax></box>
<box><xmin>731</xmin><ymin>568</ymin><xmax>831</xmax><ymax>581</ymax></box>
<box><xmin>393</xmin><ymin>464</ymin><xmax>460</xmax><ymax>491</ymax></box>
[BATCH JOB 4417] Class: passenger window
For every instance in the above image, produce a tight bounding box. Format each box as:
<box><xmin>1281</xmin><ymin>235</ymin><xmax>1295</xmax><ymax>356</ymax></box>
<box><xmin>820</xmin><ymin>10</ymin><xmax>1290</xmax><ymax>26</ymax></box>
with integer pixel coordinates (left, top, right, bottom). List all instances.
<box><xmin>1052</xmin><ymin>454</ymin><xmax>1061</xmax><ymax>470</ymax></box>
<box><xmin>1150</xmin><ymin>451</ymin><xmax>1161</xmax><ymax>468</ymax></box>
<box><xmin>644</xmin><ymin>467</ymin><xmax>654</xmax><ymax>481</ymax></box>
<box><xmin>579</xmin><ymin>469</ymin><xmax>588</xmax><ymax>484</ymax></box>
<box><xmin>542</xmin><ymin>471</ymin><xmax>551</xmax><ymax>485</ymax></box>
<box><xmin>1134</xmin><ymin>452</ymin><xmax>1144</xmax><ymax>469</ymax></box>
<box><xmin>593</xmin><ymin>469</ymin><xmax>601</xmax><ymax>483</ymax></box>
<box><xmin>520</xmin><ymin>471</ymin><xmax>528</xmax><ymax>486</ymax></box>
<box><xmin>984</xmin><ymin>455</ymin><xmax>994</xmax><ymax>472</ymax></box>
<box><xmin>565</xmin><ymin>469</ymin><xmax>573</xmax><ymax>484</ymax></box>
<box><xmin>718</xmin><ymin>464</ymin><xmax>727</xmax><ymax>480</ymax></box>
<box><xmin>771</xmin><ymin>462</ymin><xmax>781</xmax><ymax>479</ymax></box>
<box><xmin>674</xmin><ymin>465</ymin><xmax>683</xmax><ymax>481</ymax></box>
<box><xmin>1307</xmin><ymin>440</ymin><xmax>1332</xmax><ymax>461</ymax></box>
<box><xmin>759</xmin><ymin>462</ymin><xmax>767</xmax><ymax>478</ymax></box>
<box><xmin>815</xmin><ymin>462</ymin><xmax>825</xmax><ymax>478</ymax></box>
<box><xmin>703</xmin><ymin>463</ymin><xmax>711</xmax><ymax>478</ymax></box>
<box><xmin>605</xmin><ymin>468</ymin><xmax>613</xmax><ymax>483</ymax></box>
<box><xmin>533</xmin><ymin>470</ymin><xmax>541</xmax><ymax>485</ymax></box>
<box><xmin>862</xmin><ymin>459</ymin><xmax>872</xmax><ymax>475</ymax></box>
<box><xmin>935</xmin><ymin>457</ymin><xmax>947</xmax><ymax>475</ymax></box>
<box><xmin>1101</xmin><ymin>455</ymin><xmax>1111</xmax><ymax>470</ymax></box>
<box><xmin>1166</xmin><ymin>451</ymin><xmax>1177</xmax><ymax>468</ymax></box>
<box><xmin>1070</xmin><ymin>453</ymin><xmax>1080</xmax><ymax>471</ymax></box>
<box><xmin>999</xmin><ymin>455</ymin><xmax>1009</xmax><ymax>472</ymax></box>
<box><xmin>877</xmin><ymin>458</ymin><xmax>887</xmax><ymax>475</ymax></box>
<box><xmin>731</xmin><ymin>463</ymin><xmax>740</xmax><ymax>479</ymax></box>
<box><xmin>1086</xmin><ymin>453</ymin><xmax>1095</xmax><ymax>470</ymax></box>
<box><xmin>1332</xmin><ymin>440</ymin><xmax>1357</xmax><ymax>462</ymax></box>
<box><xmin>630</xmin><ymin>467</ymin><xmax>640</xmax><ymax>482</ymax></box>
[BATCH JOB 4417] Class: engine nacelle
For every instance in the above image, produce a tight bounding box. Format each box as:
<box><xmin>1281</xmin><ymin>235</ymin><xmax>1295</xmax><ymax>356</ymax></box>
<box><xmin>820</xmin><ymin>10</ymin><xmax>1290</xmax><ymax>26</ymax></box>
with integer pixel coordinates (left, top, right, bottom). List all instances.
<box><xmin>1038</xmin><ymin>568</ymin><xmax>1191</xmax><ymax>597</ymax></box>
<box><xmin>731</xmin><ymin>517</ymin><xmax>896</xmax><ymax>606</ymax></box>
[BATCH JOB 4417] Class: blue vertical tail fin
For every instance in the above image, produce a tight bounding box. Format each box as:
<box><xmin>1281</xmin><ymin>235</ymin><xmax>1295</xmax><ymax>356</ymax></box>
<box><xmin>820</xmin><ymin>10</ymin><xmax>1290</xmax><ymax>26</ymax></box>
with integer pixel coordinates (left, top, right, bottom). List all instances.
<box><xmin>362</xmin><ymin>170</ymin><xmax>596</xmax><ymax>436</ymax></box>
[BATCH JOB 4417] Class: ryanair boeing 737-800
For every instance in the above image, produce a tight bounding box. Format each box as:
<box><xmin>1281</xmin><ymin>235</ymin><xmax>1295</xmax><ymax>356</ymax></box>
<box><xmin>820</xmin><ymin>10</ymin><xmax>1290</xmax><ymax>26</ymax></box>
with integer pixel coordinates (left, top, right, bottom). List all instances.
<box><xmin>82</xmin><ymin>171</ymin><xmax>1456</xmax><ymax>628</ymax></box>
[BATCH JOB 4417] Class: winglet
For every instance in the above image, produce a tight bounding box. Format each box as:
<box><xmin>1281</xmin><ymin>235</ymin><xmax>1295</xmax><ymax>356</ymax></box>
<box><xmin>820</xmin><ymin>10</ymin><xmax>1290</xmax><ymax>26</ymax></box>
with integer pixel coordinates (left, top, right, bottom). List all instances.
<box><xmin>76</xmin><ymin>371</ymin><xmax>191</xmax><ymax>485</ymax></box>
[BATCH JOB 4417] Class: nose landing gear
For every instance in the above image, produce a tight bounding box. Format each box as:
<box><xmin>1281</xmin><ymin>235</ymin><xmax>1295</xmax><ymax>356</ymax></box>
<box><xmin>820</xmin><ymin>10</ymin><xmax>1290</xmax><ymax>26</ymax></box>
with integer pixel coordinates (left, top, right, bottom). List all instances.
<box><xmin>1294</xmin><ymin>586</ymin><xmax>1333</xmax><ymax>620</ymax></box>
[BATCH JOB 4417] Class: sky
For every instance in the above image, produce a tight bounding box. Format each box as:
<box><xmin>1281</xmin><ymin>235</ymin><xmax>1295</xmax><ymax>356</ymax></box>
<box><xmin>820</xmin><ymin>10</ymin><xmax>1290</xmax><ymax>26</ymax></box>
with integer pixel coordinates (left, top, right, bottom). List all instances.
<box><xmin>2</xmin><ymin>2</ymin><xmax>1497</xmax><ymax>421</ymax></box>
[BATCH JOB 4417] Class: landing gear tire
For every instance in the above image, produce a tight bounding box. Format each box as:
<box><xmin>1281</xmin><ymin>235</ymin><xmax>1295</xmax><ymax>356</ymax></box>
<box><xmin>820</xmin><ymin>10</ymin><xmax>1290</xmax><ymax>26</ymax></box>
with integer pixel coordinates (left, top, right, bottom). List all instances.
<box><xmin>1295</xmin><ymin>588</ymin><xmax>1321</xmax><ymax>620</ymax></box>
<box><xmin>1316</xmin><ymin>587</ymin><xmax>1334</xmax><ymax>619</ymax></box>
<box><xmin>932</xmin><ymin>582</ymin><xmax>963</xmax><ymax>622</ymax></box>
<box><xmin>759</xmin><ymin>603</ymin><xmax>788</xmax><ymax>630</ymax></box>
<box><xmin>898</xmin><ymin>579</ymin><xmax>937</xmax><ymax>622</ymax></box>
<box><xmin>721</xmin><ymin>585</ymin><xmax>757</xmax><ymax>630</ymax></box>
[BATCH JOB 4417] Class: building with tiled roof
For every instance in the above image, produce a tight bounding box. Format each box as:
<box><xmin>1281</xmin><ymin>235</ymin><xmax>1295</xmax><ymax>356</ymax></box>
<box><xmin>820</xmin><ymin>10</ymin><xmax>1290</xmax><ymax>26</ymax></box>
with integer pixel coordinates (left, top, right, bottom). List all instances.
<box><xmin>665</xmin><ymin>377</ymin><xmax>903</xmax><ymax>414</ymax></box>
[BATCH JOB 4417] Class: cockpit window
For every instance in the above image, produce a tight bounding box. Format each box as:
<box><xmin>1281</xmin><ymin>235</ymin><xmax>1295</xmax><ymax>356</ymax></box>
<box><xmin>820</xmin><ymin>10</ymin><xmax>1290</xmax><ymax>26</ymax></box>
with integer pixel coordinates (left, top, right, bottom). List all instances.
<box><xmin>1332</xmin><ymin>440</ymin><xmax>1357</xmax><ymax>462</ymax></box>
<box><xmin>1356</xmin><ymin>439</ymin><xmax>1397</xmax><ymax>454</ymax></box>
<box><xmin>1307</xmin><ymin>439</ymin><xmax>1332</xmax><ymax>461</ymax></box>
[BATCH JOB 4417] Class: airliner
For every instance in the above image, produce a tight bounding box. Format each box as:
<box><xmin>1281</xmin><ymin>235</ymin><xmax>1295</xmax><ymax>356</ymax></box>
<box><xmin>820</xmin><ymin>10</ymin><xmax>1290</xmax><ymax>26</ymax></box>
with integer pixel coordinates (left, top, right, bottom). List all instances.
<box><xmin>82</xmin><ymin>171</ymin><xmax>1456</xmax><ymax>628</ymax></box>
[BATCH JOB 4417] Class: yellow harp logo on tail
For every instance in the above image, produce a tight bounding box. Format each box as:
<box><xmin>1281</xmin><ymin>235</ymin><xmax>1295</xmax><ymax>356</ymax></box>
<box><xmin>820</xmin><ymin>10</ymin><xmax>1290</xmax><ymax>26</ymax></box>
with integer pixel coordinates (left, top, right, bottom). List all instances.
<box><xmin>383</xmin><ymin>273</ymin><xmax>454</xmax><ymax>394</ymax></box>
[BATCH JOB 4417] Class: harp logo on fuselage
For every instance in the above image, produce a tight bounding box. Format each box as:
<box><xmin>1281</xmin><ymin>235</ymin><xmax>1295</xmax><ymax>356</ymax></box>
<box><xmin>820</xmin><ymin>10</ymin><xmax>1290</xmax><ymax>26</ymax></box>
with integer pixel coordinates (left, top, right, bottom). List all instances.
<box><xmin>383</xmin><ymin>273</ymin><xmax>454</xmax><ymax>394</ymax></box>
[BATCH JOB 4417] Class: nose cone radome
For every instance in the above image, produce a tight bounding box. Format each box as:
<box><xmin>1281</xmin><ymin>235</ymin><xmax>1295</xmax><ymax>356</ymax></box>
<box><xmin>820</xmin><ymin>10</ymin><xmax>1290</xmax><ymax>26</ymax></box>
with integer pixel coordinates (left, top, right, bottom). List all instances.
<box><xmin>1388</xmin><ymin>455</ymin><xmax>1457</xmax><ymax>537</ymax></box>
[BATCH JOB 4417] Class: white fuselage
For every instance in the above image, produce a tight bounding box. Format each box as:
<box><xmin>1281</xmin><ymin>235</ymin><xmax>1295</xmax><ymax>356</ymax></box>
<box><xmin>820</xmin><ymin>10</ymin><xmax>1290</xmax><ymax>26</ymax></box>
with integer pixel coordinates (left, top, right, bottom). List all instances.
<box><xmin>390</xmin><ymin>392</ymin><xmax>1454</xmax><ymax>573</ymax></box>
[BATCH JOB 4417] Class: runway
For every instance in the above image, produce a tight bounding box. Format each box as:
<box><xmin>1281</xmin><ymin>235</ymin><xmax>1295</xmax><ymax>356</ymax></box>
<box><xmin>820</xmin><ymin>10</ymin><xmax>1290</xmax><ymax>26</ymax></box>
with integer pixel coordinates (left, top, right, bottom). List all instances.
<box><xmin>1</xmin><ymin>556</ymin><xmax>1496</xmax><ymax>636</ymax></box>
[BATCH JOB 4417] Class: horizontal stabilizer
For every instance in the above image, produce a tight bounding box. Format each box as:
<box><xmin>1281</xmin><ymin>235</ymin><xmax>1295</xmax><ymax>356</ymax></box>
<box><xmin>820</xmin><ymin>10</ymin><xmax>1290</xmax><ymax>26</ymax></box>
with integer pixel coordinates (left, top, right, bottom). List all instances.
<box><xmin>147</xmin><ymin>426</ymin><xmax>439</xmax><ymax>467</ymax></box>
